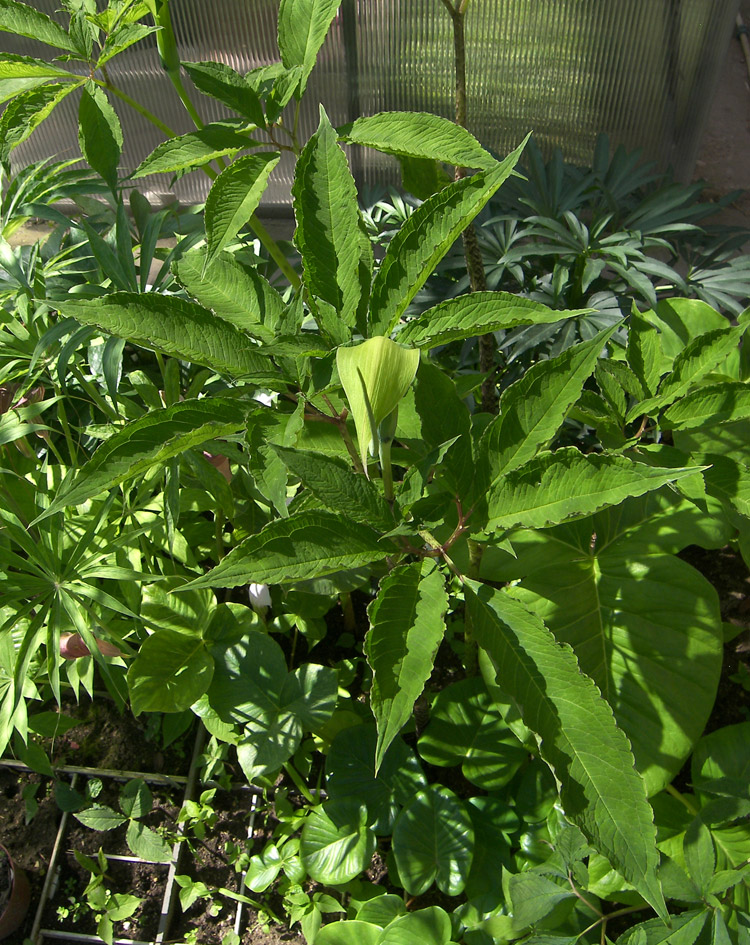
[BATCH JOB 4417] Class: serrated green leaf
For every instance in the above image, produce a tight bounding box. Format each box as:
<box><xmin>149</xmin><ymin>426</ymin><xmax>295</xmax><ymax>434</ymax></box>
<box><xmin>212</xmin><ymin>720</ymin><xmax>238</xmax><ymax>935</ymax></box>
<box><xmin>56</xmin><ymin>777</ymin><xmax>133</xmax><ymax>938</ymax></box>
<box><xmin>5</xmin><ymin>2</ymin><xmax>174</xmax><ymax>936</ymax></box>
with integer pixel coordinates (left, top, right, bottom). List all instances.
<box><xmin>273</xmin><ymin>445</ymin><xmax>393</xmax><ymax>529</ymax></box>
<box><xmin>487</xmin><ymin>508</ymin><xmax>723</xmax><ymax>796</ymax></box>
<box><xmin>509</xmin><ymin>872</ymin><xmax>576</xmax><ymax>929</ymax></box>
<box><xmin>397</xmin><ymin>292</ymin><xmax>588</xmax><ymax>349</ymax></box>
<box><xmin>616</xmin><ymin>910</ymin><xmax>708</xmax><ymax>945</ymax></box>
<box><xmin>0</xmin><ymin>81</ymin><xmax>81</xmax><ymax>162</ymax></box>
<box><xmin>368</xmin><ymin>138</ymin><xmax>527</xmax><ymax>336</ymax></box>
<box><xmin>78</xmin><ymin>83</ymin><xmax>122</xmax><ymax>190</ymax></box>
<box><xmin>0</xmin><ymin>0</ymin><xmax>78</xmax><ymax>51</ymax></box>
<box><xmin>128</xmin><ymin>630</ymin><xmax>214</xmax><ymax>715</ymax></box>
<box><xmin>342</xmin><ymin>111</ymin><xmax>496</xmax><ymax>170</ymax></box>
<box><xmin>182</xmin><ymin>60</ymin><xmax>265</xmax><ymax>125</ymax></box>
<box><xmin>174</xmin><ymin>248</ymin><xmax>283</xmax><ymax>343</ymax></box>
<box><xmin>75</xmin><ymin>804</ymin><xmax>127</xmax><ymax>831</ymax></box>
<box><xmin>56</xmin><ymin>293</ymin><xmax>277</xmax><ymax>381</ymax></box>
<box><xmin>661</xmin><ymin>382</ymin><xmax>750</xmax><ymax>430</ymax></box>
<box><xmin>131</xmin><ymin>124</ymin><xmax>253</xmax><ymax>178</ymax></box>
<box><xmin>478</xmin><ymin>327</ymin><xmax>616</xmax><ymax>495</ymax></box>
<box><xmin>204</xmin><ymin>152</ymin><xmax>279</xmax><ymax>266</ymax></box>
<box><xmin>628</xmin><ymin>325</ymin><xmax>746</xmax><ymax>421</ymax></box>
<box><xmin>182</xmin><ymin>510</ymin><xmax>388</xmax><ymax>590</ymax></box>
<box><xmin>366</xmin><ymin>561</ymin><xmax>448</xmax><ymax>771</ymax></box>
<box><xmin>277</xmin><ymin>0</ymin><xmax>342</xmax><ymax>94</ymax></box>
<box><xmin>293</xmin><ymin>107</ymin><xmax>366</xmax><ymax>334</ymax></box>
<box><xmin>392</xmin><ymin>786</ymin><xmax>474</xmax><ymax>896</ymax></box>
<box><xmin>0</xmin><ymin>53</ymin><xmax>73</xmax><ymax>79</ymax></box>
<box><xmin>126</xmin><ymin>819</ymin><xmax>173</xmax><ymax>863</ymax></box>
<box><xmin>466</xmin><ymin>581</ymin><xmax>666</xmax><ymax>920</ymax></box>
<box><xmin>485</xmin><ymin>449</ymin><xmax>703</xmax><ymax>531</ymax></box>
<box><xmin>37</xmin><ymin>398</ymin><xmax>250</xmax><ymax>516</ymax></box>
<box><xmin>683</xmin><ymin>816</ymin><xmax>715</xmax><ymax>893</ymax></box>
<box><xmin>97</xmin><ymin>23</ymin><xmax>158</xmax><ymax>69</ymax></box>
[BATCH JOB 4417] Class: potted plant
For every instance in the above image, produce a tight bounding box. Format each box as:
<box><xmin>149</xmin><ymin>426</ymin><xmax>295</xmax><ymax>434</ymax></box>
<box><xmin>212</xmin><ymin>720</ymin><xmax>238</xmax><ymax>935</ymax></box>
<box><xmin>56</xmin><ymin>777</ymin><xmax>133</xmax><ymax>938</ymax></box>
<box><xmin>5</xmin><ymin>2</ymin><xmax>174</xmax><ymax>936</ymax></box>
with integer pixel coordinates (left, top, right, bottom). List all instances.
<box><xmin>0</xmin><ymin>844</ymin><xmax>31</xmax><ymax>941</ymax></box>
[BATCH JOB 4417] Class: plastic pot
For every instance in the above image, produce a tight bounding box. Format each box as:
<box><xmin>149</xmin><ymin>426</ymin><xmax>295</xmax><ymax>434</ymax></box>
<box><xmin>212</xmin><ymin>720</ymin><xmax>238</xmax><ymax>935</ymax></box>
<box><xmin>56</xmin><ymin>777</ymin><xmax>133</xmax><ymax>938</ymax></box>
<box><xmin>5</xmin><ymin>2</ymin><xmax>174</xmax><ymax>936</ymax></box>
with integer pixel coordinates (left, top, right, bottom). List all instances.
<box><xmin>0</xmin><ymin>843</ymin><xmax>31</xmax><ymax>940</ymax></box>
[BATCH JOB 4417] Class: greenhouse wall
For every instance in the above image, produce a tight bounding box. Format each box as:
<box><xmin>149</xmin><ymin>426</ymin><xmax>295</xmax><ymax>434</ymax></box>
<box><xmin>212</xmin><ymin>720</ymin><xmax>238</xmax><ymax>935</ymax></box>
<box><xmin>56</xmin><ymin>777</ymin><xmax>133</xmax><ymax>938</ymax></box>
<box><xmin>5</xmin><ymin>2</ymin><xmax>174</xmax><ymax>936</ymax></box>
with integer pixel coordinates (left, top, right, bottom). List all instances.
<box><xmin>4</xmin><ymin>0</ymin><xmax>741</xmax><ymax>207</ymax></box>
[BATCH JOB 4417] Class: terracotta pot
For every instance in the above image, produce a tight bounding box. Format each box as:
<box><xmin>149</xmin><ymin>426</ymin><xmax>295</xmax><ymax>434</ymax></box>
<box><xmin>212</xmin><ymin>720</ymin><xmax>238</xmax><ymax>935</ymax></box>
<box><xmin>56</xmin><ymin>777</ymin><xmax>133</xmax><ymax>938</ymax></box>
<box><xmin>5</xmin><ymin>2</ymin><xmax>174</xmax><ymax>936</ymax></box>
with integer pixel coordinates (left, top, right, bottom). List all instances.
<box><xmin>0</xmin><ymin>844</ymin><xmax>31</xmax><ymax>940</ymax></box>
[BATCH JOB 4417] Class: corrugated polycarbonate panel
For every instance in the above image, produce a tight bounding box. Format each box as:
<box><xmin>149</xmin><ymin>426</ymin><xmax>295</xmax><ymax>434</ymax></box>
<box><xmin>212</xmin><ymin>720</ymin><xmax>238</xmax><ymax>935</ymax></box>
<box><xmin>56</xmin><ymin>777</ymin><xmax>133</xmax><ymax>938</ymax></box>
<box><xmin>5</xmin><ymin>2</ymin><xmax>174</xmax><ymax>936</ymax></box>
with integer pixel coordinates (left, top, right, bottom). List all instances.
<box><xmin>3</xmin><ymin>0</ymin><xmax>740</xmax><ymax>208</ymax></box>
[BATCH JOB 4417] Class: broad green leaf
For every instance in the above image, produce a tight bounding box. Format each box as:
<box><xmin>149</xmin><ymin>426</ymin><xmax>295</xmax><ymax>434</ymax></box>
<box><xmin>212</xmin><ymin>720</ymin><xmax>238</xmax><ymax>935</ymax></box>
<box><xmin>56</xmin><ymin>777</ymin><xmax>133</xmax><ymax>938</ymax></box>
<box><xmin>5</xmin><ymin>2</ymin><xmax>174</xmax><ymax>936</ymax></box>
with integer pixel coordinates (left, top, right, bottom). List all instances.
<box><xmin>128</xmin><ymin>630</ymin><xmax>214</xmax><ymax>714</ymax></box>
<box><xmin>366</xmin><ymin>561</ymin><xmax>448</xmax><ymax>771</ymax></box>
<box><xmin>465</xmin><ymin>581</ymin><xmax>667</xmax><ymax>920</ymax></box>
<box><xmin>627</xmin><ymin>309</ymin><xmax>664</xmax><ymax>398</ymax></box>
<box><xmin>0</xmin><ymin>0</ymin><xmax>78</xmax><ymax>51</ymax></box>
<box><xmin>131</xmin><ymin>124</ymin><xmax>253</xmax><ymax>178</ymax></box>
<box><xmin>237</xmin><ymin>715</ymin><xmax>303</xmax><ymax>780</ymax></box>
<box><xmin>273</xmin><ymin>445</ymin><xmax>394</xmax><ymax>530</ymax></box>
<box><xmin>317</xmin><ymin>921</ymin><xmax>381</xmax><ymax>945</ymax></box>
<box><xmin>182</xmin><ymin>61</ymin><xmax>265</xmax><ymax>125</ymax></box>
<box><xmin>38</xmin><ymin>398</ymin><xmax>250</xmax><ymax>516</ymax></box>
<box><xmin>643</xmin><ymin>298</ymin><xmax>728</xmax><ymax>361</ymax></box>
<box><xmin>326</xmin><ymin>724</ymin><xmax>427</xmax><ymax>834</ymax></box>
<box><xmin>78</xmin><ymin>83</ymin><xmax>122</xmax><ymax>190</ymax></box>
<box><xmin>683</xmin><ymin>817</ymin><xmax>715</xmax><ymax>893</ymax></box>
<box><xmin>119</xmin><ymin>779</ymin><xmax>152</xmax><ymax>820</ymax></box>
<box><xmin>661</xmin><ymin>382</ymin><xmax>750</xmax><ymax>430</ymax></box>
<box><xmin>392</xmin><ymin>786</ymin><xmax>474</xmax><ymax>896</ymax></box>
<box><xmin>484</xmin><ymin>508</ymin><xmax>722</xmax><ymax>795</ymax></box>
<box><xmin>0</xmin><ymin>53</ymin><xmax>73</xmax><ymax>79</ymax></box>
<box><xmin>627</xmin><ymin>325</ymin><xmax>746</xmax><ymax>422</ymax></box>
<box><xmin>377</xmin><ymin>908</ymin><xmax>453</xmax><ymax>945</ymax></box>
<box><xmin>277</xmin><ymin>0</ymin><xmax>342</xmax><ymax>94</ymax></box>
<box><xmin>300</xmin><ymin>799</ymin><xmax>376</xmax><ymax>885</ymax></box>
<box><xmin>616</xmin><ymin>910</ymin><xmax>708</xmax><ymax>945</ymax></box>
<box><xmin>484</xmin><ymin>448</ymin><xmax>703</xmax><ymax>531</ymax></box>
<box><xmin>56</xmin><ymin>293</ymin><xmax>277</xmax><ymax>381</ymax></box>
<box><xmin>698</xmin><ymin>452</ymin><xmax>750</xmax><ymax>520</ymax></box>
<box><xmin>337</xmin><ymin>336</ymin><xmax>420</xmax><ymax>469</ymax></box>
<box><xmin>368</xmin><ymin>138</ymin><xmax>527</xmax><ymax>336</ymax></box>
<box><xmin>418</xmin><ymin>678</ymin><xmax>527</xmax><ymax>791</ymax></box>
<box><xmin>293</xmin><ymin>107</ymin><xmax>366</xmax><ymax>334</ymax></box>
<box><xmin>182</xmin><ymin>510</ymin><xmax>388</xmax><ymax>590</ymax></box>
<box><xmin>126</xmin><ymin>820</ymin><xmax>173</xmax><ymax>863</ymax></box>
<box><xmin>0</xmin><ymin>81</ymin><xmax>81</xmax><ymax>162</ymax></box>
<box><xmin>75</xmin><ymin>805</ymin><xmax>127</xmax><ymax>831</ymax></box>
<box><xmin>356</xmin><ymin>895</ymin><xmax>407</xmax><ymax>927</ymax></box>
<box><xmin>174</xmin><ymin>248</ymin><xmax>283</xmax><ymax>343</ymax></box>
<box><xmin>208</xmin><ymin>630</ymin><xmax>289</xmax><ymax>725</ymax></box>
<box><xmin>509</xmin><ymin>872</ymin><xmax>576</xmax><ymax>929</ymax></box>
<box><xmin>691</xmin><ymin>722</ymin><xmax>750</xmax><ymax>791</ymax></box>
<box><xmin>342</xmin><ymin>111</ymin><xmax>496</xmax><ymax>170</ymax></box>
<box><xmin>0</xmin><ymin>75</ymin><xmax>51</xmax><ymax>105</ymax></box>
<box><xmin>397</xmin><ymin>292</ymin><xmax>588</xmax><ymax>348</ymax></box>
<box><xmin>478</xmin><ymin>327</ymin><xmax>616</xmax><ymax>494</ymax></box>
<box><xmin>204</xmin><ymin>152</ymin><xmax>280</xmax><ymax>266</ymax></box>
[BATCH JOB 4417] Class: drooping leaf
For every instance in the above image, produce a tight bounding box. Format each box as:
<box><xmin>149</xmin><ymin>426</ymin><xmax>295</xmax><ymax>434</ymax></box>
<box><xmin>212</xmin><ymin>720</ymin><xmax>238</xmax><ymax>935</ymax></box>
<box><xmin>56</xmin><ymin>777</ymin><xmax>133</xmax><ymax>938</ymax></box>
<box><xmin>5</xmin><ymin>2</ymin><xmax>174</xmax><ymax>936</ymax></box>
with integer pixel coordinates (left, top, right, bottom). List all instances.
<box><xmin>182</xmin><ymin>510</ymin><xmax>388</xmax><ymax>590</ymax></box>
<box><xmin>204</xmin><ymin>152</ymin><xmax>280</xmax><ymax>266</ymax></box>
<box><xmin>465</xmin><ymin>581</ymin><xmax>667</xmax><ymax>920</ymax></box>
<box><xmin>174</xmin><ymin>248</ymin><xmax>283</xmax><ymax>342</ymax></box>
<box><xmin>273</xmin><ymin>445</ymin><xmax>394</xmax><ymax>530</ymax></box>
<box><xmin>300</xmin><ymin>799</ymin><xmax>376</xmax><ymax>885</ymax></box>
<box><xmin>182</xmin><ymin>60</ymin><xmax>265</xmax><ymax>125</ymax></box>
<box><xmin>56</xmin><ymin>293</ymin><xmax>279</xmax><ymax>381</ymax></box>
<box><xmin>277</xmin><ymin>0</ymin><xmax>342</xmax><ymax>95</ymax></box>
<box><xmin>78</xmin><ymin>83</ymin><xmax>122</xmax><ymax>191</ymax></box>
<box><xmin>0</xmin><ymin>0</ymin><xmax>78</xmax><ymax>51</ymax></box>
<box><xmin>337</xmin><ymin>336</ymin><xmax>420</xmax><ymax>469</ymax></box>
<box><xmin>0</xmin><ymin>81</ymin><xmax>81</xmax><ymax>162</ymax></box>
<box><xmin>341</xmin><ymin>111</ymin><xmax>496</xmax><ymax>170</ymax></box>
<box><xmin>368</xmin><ymin>138</ymin><xmax>528</xmax><ymax>336</ymax></box>
<box><xmin>366</xmin><ymin>561</ymin><xmax>448</xmax><ymax>771</ymax></box>
<box><xmin>0</xmin><ymin>53</ymin><xmax>73</xmax><ymax>79</ymax></box>
<box><xmin>397</xmin><ymin>292</ymin><xmax>588</xmax><ymax>348</ymax></box>
<box><xmin>392</xmin><ymin>786</ymin><xmax>474</xmax><ymax>896</ymax></box>
<box><xmin>293</xmin><ymin>107</ymin><xmax>367</xmax><ymax>335</ymax></box>
<box><xmin>131</xmin><ymin>124</ymin><xmax>254</xmax><ymax>178</ymax></box>
<box><xmin>484</xmin><ymin>448</ymin><xmax>703</xmax><ymax>531</ymax></box>
<box><xmin>37</xmin><ymin>398</ymin><xmax>251</xmax><ymax>517</ymax></box>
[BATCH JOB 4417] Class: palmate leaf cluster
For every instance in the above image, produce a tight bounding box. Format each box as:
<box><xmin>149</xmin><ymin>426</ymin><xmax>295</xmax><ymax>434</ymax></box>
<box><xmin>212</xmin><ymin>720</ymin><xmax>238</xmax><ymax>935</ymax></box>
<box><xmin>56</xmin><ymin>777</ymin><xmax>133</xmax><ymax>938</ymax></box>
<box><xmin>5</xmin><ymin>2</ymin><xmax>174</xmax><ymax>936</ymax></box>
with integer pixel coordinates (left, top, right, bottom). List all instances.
<box><xmin>0</xmin><ymin>1</ymin><xmax>749</xmax><ymax>943</ymax></box>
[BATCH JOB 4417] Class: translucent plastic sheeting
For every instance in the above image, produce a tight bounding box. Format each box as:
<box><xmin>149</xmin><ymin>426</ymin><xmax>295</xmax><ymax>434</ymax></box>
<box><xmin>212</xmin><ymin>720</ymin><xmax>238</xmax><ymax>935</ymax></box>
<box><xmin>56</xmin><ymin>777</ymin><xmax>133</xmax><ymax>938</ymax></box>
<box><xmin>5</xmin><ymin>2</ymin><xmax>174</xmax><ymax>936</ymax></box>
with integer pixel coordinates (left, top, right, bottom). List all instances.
<box><xmin>3</xmin><ymin>0</ymin><xmax>740</xmax><ymax>208</ymax></box>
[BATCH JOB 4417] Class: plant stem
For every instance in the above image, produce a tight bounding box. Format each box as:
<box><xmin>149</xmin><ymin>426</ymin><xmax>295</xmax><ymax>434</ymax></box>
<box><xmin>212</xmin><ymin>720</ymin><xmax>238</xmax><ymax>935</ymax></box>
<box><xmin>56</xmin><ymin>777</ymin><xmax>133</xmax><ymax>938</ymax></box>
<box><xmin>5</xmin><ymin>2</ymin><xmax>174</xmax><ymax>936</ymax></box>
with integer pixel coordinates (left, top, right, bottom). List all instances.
<box><xmin>248</xmin><ymin>214</ymin><xmax>301</xmax><ymax>289</ymax></box>
<box><xmin>445</xmin><ymin>0</ymin><xmax>497</xmax><ymax>413</ymax></box>
<box><xmin>462</xmin><ymin>538</ymin><xmax>484</xmax><ymax>675</ymax></box>
<box><xmin>283</xmin><ymin>761</ymin><xmax>316</xmax><ymax>804</ymax></box>
<box><xmin>97</xmin><ymin>80</ymin><xmax>178</xmax><ymax>139</ymax></box>
<box><xmin>379</xmin><ymin>437</ymin><xmax>394</xmax><ymax>503</ymax></box>
<box><xmin>340</xmin><ymin>592</ymin><xmax>357</xmax><ymax>632</ymax></box>
<box><xmin>666</xmin><ymin>782</ymin><xmax>699</xmax><ymax>815</ymax></box>
<box><xmin>154</xmin><ymin>0</ymin><xmax>204</xmax><ymax>130</ymax></box>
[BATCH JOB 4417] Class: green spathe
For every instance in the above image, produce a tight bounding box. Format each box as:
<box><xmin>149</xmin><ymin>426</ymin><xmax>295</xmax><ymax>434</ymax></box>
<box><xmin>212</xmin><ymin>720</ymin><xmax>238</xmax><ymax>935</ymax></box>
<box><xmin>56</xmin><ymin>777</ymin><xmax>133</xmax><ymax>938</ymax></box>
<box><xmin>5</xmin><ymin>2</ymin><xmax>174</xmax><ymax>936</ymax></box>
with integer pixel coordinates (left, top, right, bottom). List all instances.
<box><xmin>336</xmin><ymin>337</ymin><xmax>419</xmax><ymax>472</ymax></box>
